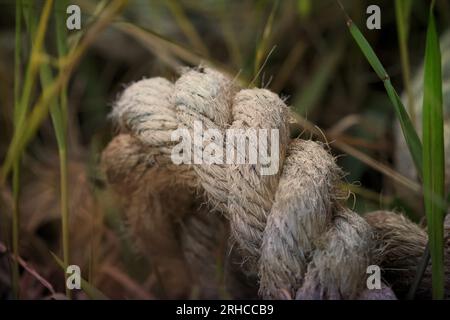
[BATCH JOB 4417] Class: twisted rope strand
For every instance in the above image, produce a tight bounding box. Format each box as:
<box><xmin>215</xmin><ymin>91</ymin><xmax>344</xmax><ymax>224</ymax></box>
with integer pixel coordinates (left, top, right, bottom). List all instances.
<box><xmin>102</xmin><ymin>66</ymin><xmax>449</xmax><ymax>299</ymax></box>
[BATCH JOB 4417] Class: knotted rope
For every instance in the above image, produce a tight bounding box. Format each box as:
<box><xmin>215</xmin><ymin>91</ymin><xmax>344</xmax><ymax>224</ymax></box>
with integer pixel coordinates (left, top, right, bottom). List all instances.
<box><xmin>102</xmin><ymin>66</ymin><xmax>376</xmax><ymax>299</ymax></box>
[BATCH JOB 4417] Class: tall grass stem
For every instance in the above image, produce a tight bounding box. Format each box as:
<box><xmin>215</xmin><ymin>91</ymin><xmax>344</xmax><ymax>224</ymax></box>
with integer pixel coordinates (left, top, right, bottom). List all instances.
<box><xmin>422</xmin><ymin>1</ymin><xmax>445</xmax><ymax>299</ymax></box>
<box><xmin>11</xmin><ymin>0</ymin><xmax>23</xmax><ymax>299</ymax></box>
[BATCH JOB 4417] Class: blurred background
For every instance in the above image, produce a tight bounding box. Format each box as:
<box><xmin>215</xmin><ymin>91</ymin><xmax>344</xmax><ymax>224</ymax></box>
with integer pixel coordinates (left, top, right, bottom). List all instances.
<box><xmin>0</xmin><ymin>0</ymin><xmax>449</xmax><ymax>299</ymax></box>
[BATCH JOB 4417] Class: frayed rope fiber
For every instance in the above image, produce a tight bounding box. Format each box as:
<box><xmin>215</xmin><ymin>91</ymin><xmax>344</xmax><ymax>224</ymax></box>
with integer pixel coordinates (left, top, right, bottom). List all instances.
<box><xmin>102</xmin><ymin>66</ymin><xmax>449</xmax><ymax>299</ymax></box>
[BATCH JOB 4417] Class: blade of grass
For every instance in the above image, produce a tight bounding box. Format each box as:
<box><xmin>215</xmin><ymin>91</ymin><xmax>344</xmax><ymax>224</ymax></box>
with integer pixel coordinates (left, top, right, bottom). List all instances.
<box><xmin>395</xmin><ymin>0</ymin><xmax>415</xmax><ymax>123</ymax></box>
<box><xmin>22</xmin><ymin>0</ymin><xmax>72</xmax><ymax>298</ymax></box>
<box><xmin>14</xmin><ymin>0</ymin><xmax>22</xmax><ymax>124</ymax></box>
<box><xmin>406</xmin><ymin>244</ymin><xmax>430</xmax><ymax>299</ymax></box>
<box><xmin>163</xmin><ymin>0</ymin><xmax>209</xmax><ymax>57</ymax></box>
<box><xmin>70</xmin><ymin>0</ymin><xmax>109</xmax><ymax>49</ymax></box>
<box><xmin>345</xmin><ymin>183</ymin><xmax>394</xmax><ymax>205</ymax></box>
<box><xmin>115</xmin><ymin>22</ymin><xmax>243</xmax><ymax>83</ymax></box>
<box><xmin>0</xmin><ymin>242</ymin><xmax>56</xmax><ymax>295</ymax></box>
<box><xmin>10</xmin><ymin>0</ymin><xmax>54</xmax><ymax>298</ymax></box>
<box><xmin>383</xmin><ymin>81</ymin><xmax>423</xmax><ymax>174</ymax></box>
<box><xmin>337</xmin><ymin>0</ymin><xmax>423</xmax><ymax>178</ymax></box>
<box><xmin>218</xmin><ymin>2</ymin><xmax>243</xmax><ymax>69</ymax></box>
<box><xmin>337</xmin><ymin>0</ymin><xmax>445</xmax><ymax>296</ymax></box>
<box><xmin>293</xmin><ymin>43</ymin><xmax>343</xmax><ymax>114</ymax></box>
<box><xmin>291</xmin><ymin>112</ymin><xmax>422</xmax><ymax>193</ymax></box>
<box><xmin>422</xmin><ymin>1</ymin><xmax>445</xmax><ymax>299</ymax></box>
<box><xmin>14</xmin><ymin>0</ymin><xmax>54</xmax><ymax>141</ymax></box>
<box><xmin>272</xmin><ymin>41</ymin><xmax>306</xmax><ymax>92</ymax></box>
<box><xmin>0</xmin><ymin>0</ymin><xmax>129</xmax><ymax>183</ymax></box>
<box><xmin>55</xmin><ymin>0</ymin><xmax>69</xmax><ymax>131</ymax></box>
<box><xmin>11</xmin><ymin>165</ymin><xmax>20</xmax><ymax>300</ymax></box>
<box><xmin>297</xmin><ymin>0</ymin><xmax>312</xmax><ymax>18</ymax></box>
<box><xmin>11</xmin><ymin>0</ymin><xmax>22</xmax><ymax>299</ymax></box>
<box><xmin>55</xmin><ymin>0</ymin><xmax>71</xmax><ymax>299</ymax></box>
<box><xmin>254</xmin><ymin>0</ymin><xmax>278</xmax><ymax>79</ymax></box>
<box><xmin>50</xmin><ymin>252</ymin><xmax>109</xmax><ymax>300</ymax></box>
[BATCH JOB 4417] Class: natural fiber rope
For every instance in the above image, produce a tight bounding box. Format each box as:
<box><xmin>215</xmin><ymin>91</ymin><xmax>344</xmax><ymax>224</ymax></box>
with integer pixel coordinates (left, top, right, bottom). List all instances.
<box><xmin>101</xmin><ymin>134</ymin><xmax>196</xmax><ymax>297</ymax></box>
<box><xmin>102</xmin><ymin>66</ymin><xmax>376</xmax><ymax>299</ymax></box>
<box><xmin>367</xmin><ymin>211</ymin><xmax>450</xmax><ymax>299</ymax></box>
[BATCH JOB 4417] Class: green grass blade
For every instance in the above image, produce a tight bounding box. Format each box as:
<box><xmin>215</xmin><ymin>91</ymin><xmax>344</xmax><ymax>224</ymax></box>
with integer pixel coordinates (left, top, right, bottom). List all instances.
<box><xmin>347</xmin><ymin>21</ymin><xmax>388</xmax><ymax>80</ymax></box>
<box><xmin>55</xmin><ymin>0</ymin><xmax>69</xmax><ymax>128</ymax></box>
<box><xmin>254</xmin><ymin>0</ymin><xmax>278</xmax><ymax>78</ymax></box>
<box><xmin>50</xmin><ymin>252</ymin><xmax>109</xmax><ymax>300</ymax></box>
<box><xmin>15</xmin><ymin>0</ymin><xmax>54</xmax><ymax>139</ymax></box>
<box><xmin>22</xmin><ymin>1</ymin><xmax>72</xmax><ymax>300</ymax></box>
<box><xmin>297</xmin><ymin>0</ymin><xmax>312</xmax><ymax>18</ymax></box>
<box><xmin>11</xmin><ymin>0</ymin><xmax>23</xmax><ymax>300</ymax></box>
<box><xmin>383</xmin><ymin>79</ymin><xmax>423</xmax><ymax>174</ymax></box>
<box><xmin>68</xmin><ymin>0</ymin><xmax>109</xmax><ymax>50</ymax></box>
<box><xmin>344</xmin><ymin>12</ymin><xmax>423</xmax><ymax>176</ymax></box>
<box><xmin>294</xmin><ymin>44</ymin><xmax>344</xmax><ymax>114</ymax></box>
<box><xmin>54</xmin><ymin>0</ymin><xmax>70</xmax><ymax>290</ymax></box>
<box><xmin>395</xmin><ymin>0</ymin><xmax>415</xmax><ymax>122</ymax></box>
<box><xmin>164</xmin><ymin>0</ymin><xmax>209</xmax><ymax>57</ymax></box>
<box><xmin>422</xmin><ymin>1</ymin><xmax>445</xmax><ymax>299</ymax></box>
<box><xmin>0</xmin><ymin>0</ymin><xmax>129</xmax><ymax>183</ymax></box>
<box><xmin>54</xmin><ymin>0</ymin><xmax>70</xmax><ymax>299</ymax></box>
<box><xmin>22</xmin><ymin>1</ymin><xmax>66</xmax><ymax>148</ymax></box>
<box><xmin>14</xmin><ymin>0</ymin><xmax>22</xmax><ymax>123</ymax></box>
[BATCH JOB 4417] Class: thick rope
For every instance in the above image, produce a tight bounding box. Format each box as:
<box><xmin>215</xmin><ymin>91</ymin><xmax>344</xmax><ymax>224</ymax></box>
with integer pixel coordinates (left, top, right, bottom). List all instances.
<box><xmin>367</xmin><ymin>211</ymin><xmax>450</xmax><ymax>299</ymax></box>
<box><xmin>102</xmin><ymin>66</ymin><xmax>376</xmax><ymax>299</ymax></box>
<box><xmin>101</xmin><ymin>134</ymin><xmax>195</xmax><ymax>297</ymax></box>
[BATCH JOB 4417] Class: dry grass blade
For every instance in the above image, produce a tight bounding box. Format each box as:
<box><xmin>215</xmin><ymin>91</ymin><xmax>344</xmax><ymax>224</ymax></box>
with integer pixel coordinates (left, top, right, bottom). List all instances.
<box><xmin>164</xmin><ymin>0</ymin><xmax>210</xmax><ymax>57</ymax></box>
<box><xmin>254</xmin><ymin>0</ymin><xmax>278</xmax><ymax>79</ymax></box>
<box><xmin>0</xmin><ymin>0</ymin><xmax>129</xmax><ymax>182</ymax></box>
<box><xmin>292</xmin><ymin>113</ymin><xmax>421</xmax><ymax>193</ymax></box>
<box><xmin>114</xmin><ymin>22</ymin><xmax>244</xmax><ymax>84</ymax></box>
<box><xmin>272</xmin><ymin>42</ymin><xmax>306</xmax><ymax>92</ymax></box>
<box><xmin>0</xmin><ymin>242</ymin><xmax>56</xmax><ymax>295</ymax></box>
<box><xmin>101</xmin><ymin>265</ymin><xmax>154</xmax><ymax>299</ymax></box>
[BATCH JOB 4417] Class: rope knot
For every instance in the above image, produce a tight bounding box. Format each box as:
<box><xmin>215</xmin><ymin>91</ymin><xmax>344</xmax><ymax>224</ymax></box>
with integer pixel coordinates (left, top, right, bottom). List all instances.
<box><xmin>102</xmin><ymin>66</ymin><xmax>387</xmax><ymax>299</ymax></box>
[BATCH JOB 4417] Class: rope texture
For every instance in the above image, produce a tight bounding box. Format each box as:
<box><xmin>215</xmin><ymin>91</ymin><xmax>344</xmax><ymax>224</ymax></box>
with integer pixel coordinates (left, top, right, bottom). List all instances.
<box><xmin>102</xmin><ymin>66</ymin><xmax>374</xmax><ymax>299</ymax></box>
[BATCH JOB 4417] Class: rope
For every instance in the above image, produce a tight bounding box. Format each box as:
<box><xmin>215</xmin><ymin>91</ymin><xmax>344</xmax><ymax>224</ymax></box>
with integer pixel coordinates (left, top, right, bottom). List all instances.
<box><xmin>101</xmin><ymin>66</ymin><xmax>449</xmax><ymax>299</ymax></box>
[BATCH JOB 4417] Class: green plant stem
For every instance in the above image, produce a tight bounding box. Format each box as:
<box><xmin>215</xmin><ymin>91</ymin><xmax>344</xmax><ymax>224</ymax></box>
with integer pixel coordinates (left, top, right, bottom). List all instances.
<box><xmin>337</xmin><ymin>0</ymin><xmax>446</xmax><ymax>298</ymax></box>
<box><xmin>51</xmin><ymin>252</ymin><xmax>109</xmax><ymax>300</ymax></box>
<box><xmin>54</xmin><ymin>0</ymin><xmax>70</xmax><ymax>299</ymax></box>
<box><xmin>407</xmin><ymin>244</ymin><xmax>430</xmax><ymax>299</ymax></box>
<box><xmin>14</xmin><ymin>0</ymin><xmax>54</xmax><ymax>142</ymax></box>
<box><xmin>1</xmin><ymin>0</ymin><xmax>129</xmax><ymax>183</ymax></box>
<box><xmin>254</xmin><ymin>0</ymin><xmax>278</xmax><ymax>78</ymax></box>
<box><xmin>21</xmin><ymin>0</ymin><xmax>71</xmax><ymax>298</ymax></box>
<box><xmin>59</xmin><ymin>148</ymin><xmax>70</xmax><ymax>298</ymax></box>
<box><xmin>11</xmin><ymin>163</ymin><xmax>20</xmax><ymax>299</ymax></box>
<box><xmin>11</xmin><ymin>0</ymin><xmax>22</xmax><ymax>300</ymax></box>
<box><xmin>164</xmin><ymin>0</ymin><xmax>209</xmax><ymax>57</ymax></box>
<box><xmin>395</xmin><ymin>0</ymin><xmax>415</xmax><ymax>123</ymax></box>
<box><xmin>338</xmin><ymin>2</ymin><xmax>423</xmax><ymax>177</ymax></box>
<box><xmin>338</xmin><ymin>0</ymin><xmax>424</xmax><ymax>173</ymax></box>
<box><xmin>5</xmin><ymin>10</ymin><xmax>54</xmax><ymax>284</ymax></box>
<box><xmin>422</xmin><ymin>0</ymin><xmax>445</xmax><ymax>299</ymax></box>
